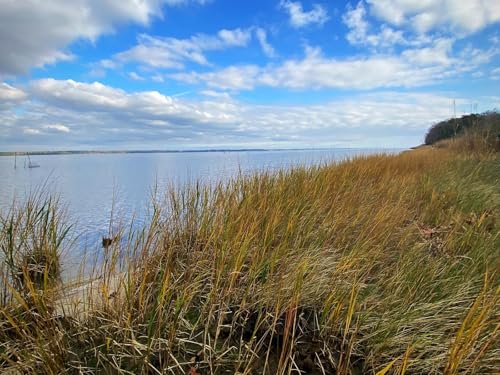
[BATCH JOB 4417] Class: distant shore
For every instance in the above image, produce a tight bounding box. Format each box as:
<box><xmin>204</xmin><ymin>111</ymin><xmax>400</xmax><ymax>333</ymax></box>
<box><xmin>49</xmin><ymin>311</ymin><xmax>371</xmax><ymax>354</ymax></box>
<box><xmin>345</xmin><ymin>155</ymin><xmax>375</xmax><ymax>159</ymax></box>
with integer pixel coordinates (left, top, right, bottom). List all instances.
<box><xmin>0</xmin><ymin>148</ymin><xmax>268</xmax><ymax>156</ymax></box>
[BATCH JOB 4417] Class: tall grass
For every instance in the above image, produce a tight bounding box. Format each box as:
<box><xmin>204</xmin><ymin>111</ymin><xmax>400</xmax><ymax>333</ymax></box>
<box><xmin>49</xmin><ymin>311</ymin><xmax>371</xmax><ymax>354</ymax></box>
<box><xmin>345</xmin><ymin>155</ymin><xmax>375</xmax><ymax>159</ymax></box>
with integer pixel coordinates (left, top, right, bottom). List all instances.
<box><xmin>0</xmin><ymin>147</ymin><xmax>498</xmax><ymax>374</ymax></box>
<box><xmin>0</xmin><ymin>191</ymin><xmax>70</xmax><ymax>299</ymax></box>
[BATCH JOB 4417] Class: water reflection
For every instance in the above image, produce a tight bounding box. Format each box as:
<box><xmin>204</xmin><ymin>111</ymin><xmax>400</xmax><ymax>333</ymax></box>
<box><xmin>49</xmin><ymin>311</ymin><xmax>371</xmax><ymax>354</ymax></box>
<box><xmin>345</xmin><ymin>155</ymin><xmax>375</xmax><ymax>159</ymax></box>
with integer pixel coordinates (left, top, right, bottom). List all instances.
<box><xmin>0</xmin><ymin>149</ymin><xmax>399</xmax><ymax>255</ymax></box>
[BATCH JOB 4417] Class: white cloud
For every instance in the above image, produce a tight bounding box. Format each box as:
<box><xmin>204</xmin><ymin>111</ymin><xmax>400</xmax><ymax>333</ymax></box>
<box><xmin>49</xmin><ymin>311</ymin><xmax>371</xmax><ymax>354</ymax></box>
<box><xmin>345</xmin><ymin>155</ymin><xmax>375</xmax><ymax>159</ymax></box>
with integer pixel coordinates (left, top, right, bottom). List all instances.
<box><xmin>0</xmin><ymin>82</ymin><xmax>28</xmax><ymax>112</ymax></box>
<box><xmin>366</xmin><ymin>0</ymin><xmax>500</xmax><ymax>35</ymax></box>
<box><xmin>256</xmin><ymin>28</ymin><xmax>277</xmax><ymax>58</ymax></box>
<box><xmin>217</xmin><ymin>29</ymin><xmax>251</xmax><ymax>46</ymax></box>
<box><xmin>492</xmin><ymin>67</ymin><xmax>500</xmax><ymax>80</ymax></box>
<box><xmin>152</xmin><ymin>74</ymin><xmax>165</xmax><ymax>82</ymax></box>
<box><xmin>343</xmin><ymin>2</ymin><xmax>369</xmax><ymax>44</ymax></box>
<box><xmin>29</xmin><ymin>79</ymin><xmax>237</xmax><ymax>124</ymax></box>
<box><xmin>199</xmin><ymin>90</ymin><xmax>233</xmax><ymax>100</ymax></box>
<box><xmin>23</xmin><ymin>128</ymin><xmax>41</xmax><ymax>135</ymax></box>
<box><xmin>0</xmin><ymin>0</ymin><xmax>209</xmax><ymax>75</ymax></box>
<box><xmin>112</xmin><ymin>28</ymin><xmax>252</xmax><ymax>70</ymax></box>
<box><xmin>343</xmin><ymin>2</ymin><xmax>407</xmax><ymax>48</ymax></box>
<box><xmin>129</xmin><ymin>72</ymin><xmax>146</xmax><ymax>81</ymax></box>
<box><xmin>401</xmin><ymin>38</ymin><xmax>454</xmax><ymax>66</ymax></box>
<box><xmin>172</xmin><ymin>65</ymin><xmax>261</xmax><ymax>90</ymax></box>
<box><xmin>0</xmin><ymin>83</ymin><xmax>27</xmax><ymax>106</ymax></box>
<box><xmin>170</xmin><ymin>42</ymin><xmax>497</xmax><ymax>91</ymax></box>
<box><xmin>1</xmin><ymin>79</ymin><xmax>466</xmax><ymax>150</ymax></box>
<box><xmin>30</xmin><ymin>79</ymin><xmax>130</xmax><ymax>109</ymax></box>
<box><xmin>44</xmin><ymin>124</ymin><xmax>70</xmax><ymax>133</ymax></box>
<box><xmin>100</xmin><ymin>59</ymin><xmax>118</xmax><ymax>69</ymax></box>
<box><xmin>280</xmin><ymin>0</ymin><xmax>329</xmax><ymax>28</ymax></box>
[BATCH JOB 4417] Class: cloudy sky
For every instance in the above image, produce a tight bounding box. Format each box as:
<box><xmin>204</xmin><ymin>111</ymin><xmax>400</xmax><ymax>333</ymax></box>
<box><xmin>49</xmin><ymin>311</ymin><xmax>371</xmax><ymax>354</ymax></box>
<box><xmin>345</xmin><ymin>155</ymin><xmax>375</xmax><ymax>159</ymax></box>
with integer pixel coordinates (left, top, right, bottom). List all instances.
<box><xmin>0</xmin><ymin>0</ymin><xmax>499</xmax><ymax>151</ymax></box>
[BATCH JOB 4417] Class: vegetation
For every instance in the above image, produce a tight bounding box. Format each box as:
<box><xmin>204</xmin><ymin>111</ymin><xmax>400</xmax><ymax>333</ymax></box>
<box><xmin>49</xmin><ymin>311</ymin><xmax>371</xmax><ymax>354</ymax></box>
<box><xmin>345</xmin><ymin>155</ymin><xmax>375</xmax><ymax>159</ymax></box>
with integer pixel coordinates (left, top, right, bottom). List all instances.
<box><xmin>424</xmin><ymin>111</ymin><xmax>500</xmax><ymax>146</ymax></box>
<box><xmin>0</xmin><ymin>131</ymin><xmax>499</xmax><ymax>374</ymax></box>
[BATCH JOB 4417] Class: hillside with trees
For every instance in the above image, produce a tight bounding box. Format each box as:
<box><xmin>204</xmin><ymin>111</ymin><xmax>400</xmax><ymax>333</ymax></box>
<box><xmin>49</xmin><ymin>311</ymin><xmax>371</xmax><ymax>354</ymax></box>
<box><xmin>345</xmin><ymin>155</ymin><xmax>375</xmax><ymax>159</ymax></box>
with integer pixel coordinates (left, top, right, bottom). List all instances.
<box><xmin>425</xmin><ymin>111</ymin><xmax>500</xmax><ymax>146</ymax></box>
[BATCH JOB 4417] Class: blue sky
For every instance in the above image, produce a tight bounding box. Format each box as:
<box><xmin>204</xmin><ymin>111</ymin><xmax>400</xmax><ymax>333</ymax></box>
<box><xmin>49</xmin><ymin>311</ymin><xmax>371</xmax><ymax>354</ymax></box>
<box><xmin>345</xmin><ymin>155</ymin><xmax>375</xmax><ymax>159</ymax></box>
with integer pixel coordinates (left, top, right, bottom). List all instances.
<box><xmin>0</xmin><ymin>0</ymin><xmax>499</xmax><ymax>151</ymax></box>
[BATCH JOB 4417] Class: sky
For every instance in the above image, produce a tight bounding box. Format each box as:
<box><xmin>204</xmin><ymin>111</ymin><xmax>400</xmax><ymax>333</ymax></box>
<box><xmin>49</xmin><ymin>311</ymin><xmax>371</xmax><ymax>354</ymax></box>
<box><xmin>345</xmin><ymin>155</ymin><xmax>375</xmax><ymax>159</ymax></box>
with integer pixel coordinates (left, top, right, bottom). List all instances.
<box><xmin>0</xmin><ymin>0</ymin><xmax>499</xmax><ymax>151</ymax></box>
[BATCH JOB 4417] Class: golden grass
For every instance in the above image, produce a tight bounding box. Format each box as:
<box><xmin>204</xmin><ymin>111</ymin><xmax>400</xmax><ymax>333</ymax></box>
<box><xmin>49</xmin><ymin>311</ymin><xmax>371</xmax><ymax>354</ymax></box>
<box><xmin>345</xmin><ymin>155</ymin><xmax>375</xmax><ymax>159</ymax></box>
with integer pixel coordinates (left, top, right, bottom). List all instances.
<box><xmin>0</xmin><ymin>146</ymin><xmax>498</xmax><ymax>374</ymax></box>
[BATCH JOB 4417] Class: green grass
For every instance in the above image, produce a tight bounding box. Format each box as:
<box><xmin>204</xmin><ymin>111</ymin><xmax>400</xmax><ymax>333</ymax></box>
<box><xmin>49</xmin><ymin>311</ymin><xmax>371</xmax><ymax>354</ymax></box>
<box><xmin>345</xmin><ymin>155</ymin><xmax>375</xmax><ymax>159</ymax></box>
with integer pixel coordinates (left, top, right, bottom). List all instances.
<box><xmin>0</xmin><ymin>144</ymin><xmax>498</xmax><ymax>374</ymax></box>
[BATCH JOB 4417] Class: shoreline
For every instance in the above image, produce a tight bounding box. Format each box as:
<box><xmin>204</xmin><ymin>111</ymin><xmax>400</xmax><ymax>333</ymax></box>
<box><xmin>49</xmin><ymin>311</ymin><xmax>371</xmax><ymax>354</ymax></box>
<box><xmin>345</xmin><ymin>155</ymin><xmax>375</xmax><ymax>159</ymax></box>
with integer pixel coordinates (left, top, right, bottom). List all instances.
<box><xmin>0</xmin><ymin>147</ymin><xmax>405</xmax><ymax>157</ymax></box>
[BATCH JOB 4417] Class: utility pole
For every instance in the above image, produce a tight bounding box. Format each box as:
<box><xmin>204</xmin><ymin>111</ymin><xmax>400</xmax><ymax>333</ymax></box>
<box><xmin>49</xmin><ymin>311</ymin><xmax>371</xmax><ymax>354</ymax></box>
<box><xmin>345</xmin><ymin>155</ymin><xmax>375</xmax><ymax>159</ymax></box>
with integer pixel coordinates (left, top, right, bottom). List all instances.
<box><xmin>453</xmin><ymin>99</ymin><xmax>458</xmax><ymax>136</ymax></box>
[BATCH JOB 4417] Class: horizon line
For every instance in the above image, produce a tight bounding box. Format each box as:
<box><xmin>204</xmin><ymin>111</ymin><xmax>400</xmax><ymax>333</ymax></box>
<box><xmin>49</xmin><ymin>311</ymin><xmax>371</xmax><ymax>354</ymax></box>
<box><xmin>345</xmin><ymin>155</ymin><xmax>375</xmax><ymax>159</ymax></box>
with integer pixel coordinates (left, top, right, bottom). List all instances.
<box><xmin>0</xmin><ymin>146</ymin><xmax>409</xmax><ymax>157</ymax></box>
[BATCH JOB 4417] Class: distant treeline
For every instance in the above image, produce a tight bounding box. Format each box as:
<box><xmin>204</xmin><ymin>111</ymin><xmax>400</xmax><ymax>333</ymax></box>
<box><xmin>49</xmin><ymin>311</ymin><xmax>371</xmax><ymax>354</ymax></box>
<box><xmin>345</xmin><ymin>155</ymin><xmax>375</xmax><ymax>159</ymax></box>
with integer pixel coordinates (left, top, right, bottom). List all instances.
<box><xmin>0</xmin><ymin>148</ymin><xmax>273</xmax><ymax>157</ymax></box>
<box><xmin>425</xmin><ymin>111</ymin><xmax>500</xmax><ymax>145</ymax></box>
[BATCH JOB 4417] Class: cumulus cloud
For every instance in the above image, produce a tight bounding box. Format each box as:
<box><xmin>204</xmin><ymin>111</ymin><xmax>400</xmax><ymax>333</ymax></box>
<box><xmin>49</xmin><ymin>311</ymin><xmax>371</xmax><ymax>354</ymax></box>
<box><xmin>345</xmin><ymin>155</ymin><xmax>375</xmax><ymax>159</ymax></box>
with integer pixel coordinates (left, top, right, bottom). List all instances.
<box><xmin>343</xmin><ymin>2</ymin><xmax>370</xmax><ymax>43</ymax></box>
<box><xmin>170</xmin><ymin>41</ymin><xmax>497</xmax><ymax>91</ymax></box>
<box><xmin>29</xmin><ymin>79</ymin><xmax>238</xmax><ymax>125</ymax></box>
<box><xmin>280</xmin><ymin>0</ymin><xmax>329</xmax><ymax>28</ymax></box>
<box><xmin>343</xmin><ymin>2</ymin><xmax>407</xmax><ymax>48</ymax></box>
<box><xmin>366</xmin><ymin>0</ymin><xmax>500</xmax><ymax>35</ymax></box>
<box><xmin>30</xmin><ymin>79</ymin><xmax>130</xmax><ymax>110</ymax></box>
<box><xmin>0</xmin><ymin>0</ymin><xmax>209</xmax><ymax>75</ymax></box>
<box><xmin>112</xmin><ymin>28</ymin><xmax>252</xmax><ymax>70</ymax></box>
<box><xmin>0</xmin><ymin>79</ymin><xmax>475</xmax><ymax>150</ymax></box>
<box><xmin>401</xmin><ymin>38</ymin><xmax>454</xmax><ymax>65</ymax></box>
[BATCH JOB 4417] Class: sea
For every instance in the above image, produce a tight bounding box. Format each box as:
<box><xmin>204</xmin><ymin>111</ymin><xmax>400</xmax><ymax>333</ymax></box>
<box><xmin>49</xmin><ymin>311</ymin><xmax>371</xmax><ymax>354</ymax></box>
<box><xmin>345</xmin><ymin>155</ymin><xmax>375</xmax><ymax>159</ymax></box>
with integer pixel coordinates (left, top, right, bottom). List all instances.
<box><xmin>0</xmin><ymin>149</ymin><xmax>400</xmax><ymax>258</ymax></box>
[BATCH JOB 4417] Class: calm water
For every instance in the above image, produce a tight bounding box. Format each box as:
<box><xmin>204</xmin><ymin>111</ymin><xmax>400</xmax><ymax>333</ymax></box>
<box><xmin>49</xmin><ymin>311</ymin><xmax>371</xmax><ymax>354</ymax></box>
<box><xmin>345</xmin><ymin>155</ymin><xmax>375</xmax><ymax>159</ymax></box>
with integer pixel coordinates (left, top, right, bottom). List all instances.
<box><xmin>0</xmin><ymin>149</ymin><xmax>397</xmax><ymax>253</ymax></box>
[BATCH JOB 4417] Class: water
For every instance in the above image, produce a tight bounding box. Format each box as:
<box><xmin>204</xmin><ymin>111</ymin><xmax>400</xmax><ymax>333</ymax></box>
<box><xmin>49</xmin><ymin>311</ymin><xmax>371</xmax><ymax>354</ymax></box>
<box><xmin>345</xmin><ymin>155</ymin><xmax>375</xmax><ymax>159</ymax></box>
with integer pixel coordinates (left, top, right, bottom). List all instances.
<box><xmin>0</xmin><ymin>149</ymin><xmax>397</xmax><ymax>253</ymax></box>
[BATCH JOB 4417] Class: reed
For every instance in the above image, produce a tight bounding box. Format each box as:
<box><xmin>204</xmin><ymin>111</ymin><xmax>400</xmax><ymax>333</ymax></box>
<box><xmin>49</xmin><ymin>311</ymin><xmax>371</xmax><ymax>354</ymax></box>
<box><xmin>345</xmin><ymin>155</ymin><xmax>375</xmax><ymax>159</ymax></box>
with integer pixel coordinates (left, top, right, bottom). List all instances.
<box><xmin>0</xmin><ymin>145</ymin><xmax>498</xmax><ymax>374</ymax></box>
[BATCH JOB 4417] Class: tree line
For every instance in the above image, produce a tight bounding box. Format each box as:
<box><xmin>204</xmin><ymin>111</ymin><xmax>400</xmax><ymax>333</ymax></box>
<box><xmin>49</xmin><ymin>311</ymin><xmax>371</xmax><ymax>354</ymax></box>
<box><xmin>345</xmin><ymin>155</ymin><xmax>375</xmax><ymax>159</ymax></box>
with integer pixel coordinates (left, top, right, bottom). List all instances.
<box><xmin>425</xmin><ymin>111</ymin><xmax>500</xmax><ymax>145</ymax></box>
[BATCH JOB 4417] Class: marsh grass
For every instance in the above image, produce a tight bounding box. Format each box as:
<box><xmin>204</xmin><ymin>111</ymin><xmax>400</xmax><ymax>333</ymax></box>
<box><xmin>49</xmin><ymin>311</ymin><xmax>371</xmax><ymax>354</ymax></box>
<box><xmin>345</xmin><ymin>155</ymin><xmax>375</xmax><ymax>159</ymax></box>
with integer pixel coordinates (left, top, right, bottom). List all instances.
<box><xmin>0</xmin><ymin>191</ymin><xmax>70</xmax><ymax>298</ymax></box>
<box><xmin>0</xmin><ymin>146</ymin><xmax>498</xmax><ymax>374</ymax></box>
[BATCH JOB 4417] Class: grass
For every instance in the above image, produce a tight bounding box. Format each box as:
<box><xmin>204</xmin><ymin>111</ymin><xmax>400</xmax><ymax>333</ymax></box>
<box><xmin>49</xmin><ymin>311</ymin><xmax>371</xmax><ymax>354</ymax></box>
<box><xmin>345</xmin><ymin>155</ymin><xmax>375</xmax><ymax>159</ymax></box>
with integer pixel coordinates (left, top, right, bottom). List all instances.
<box><xmin>0</xmin><ymin>139</ymin><xmax>498</xmax><ymax>374</ymax></box>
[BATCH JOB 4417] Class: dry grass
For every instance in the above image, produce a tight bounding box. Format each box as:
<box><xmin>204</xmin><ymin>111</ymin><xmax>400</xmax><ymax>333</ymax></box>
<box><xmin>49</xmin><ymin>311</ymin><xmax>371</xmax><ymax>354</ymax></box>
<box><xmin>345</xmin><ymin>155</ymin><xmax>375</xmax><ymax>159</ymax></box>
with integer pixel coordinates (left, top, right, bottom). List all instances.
<box><xmin>0</xmin><ymin>146</ymin><xmax>498</xmax><ymax>374</ymax></box>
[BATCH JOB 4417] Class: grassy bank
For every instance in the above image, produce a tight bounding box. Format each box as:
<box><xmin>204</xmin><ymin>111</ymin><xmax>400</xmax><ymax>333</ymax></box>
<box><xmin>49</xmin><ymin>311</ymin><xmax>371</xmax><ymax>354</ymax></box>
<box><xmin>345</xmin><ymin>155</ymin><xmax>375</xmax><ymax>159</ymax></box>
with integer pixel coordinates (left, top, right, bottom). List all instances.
<box><xmin>1</xmin><ymin>143</ymin><xmax>498</xmax><ymax>373</ymax></box>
